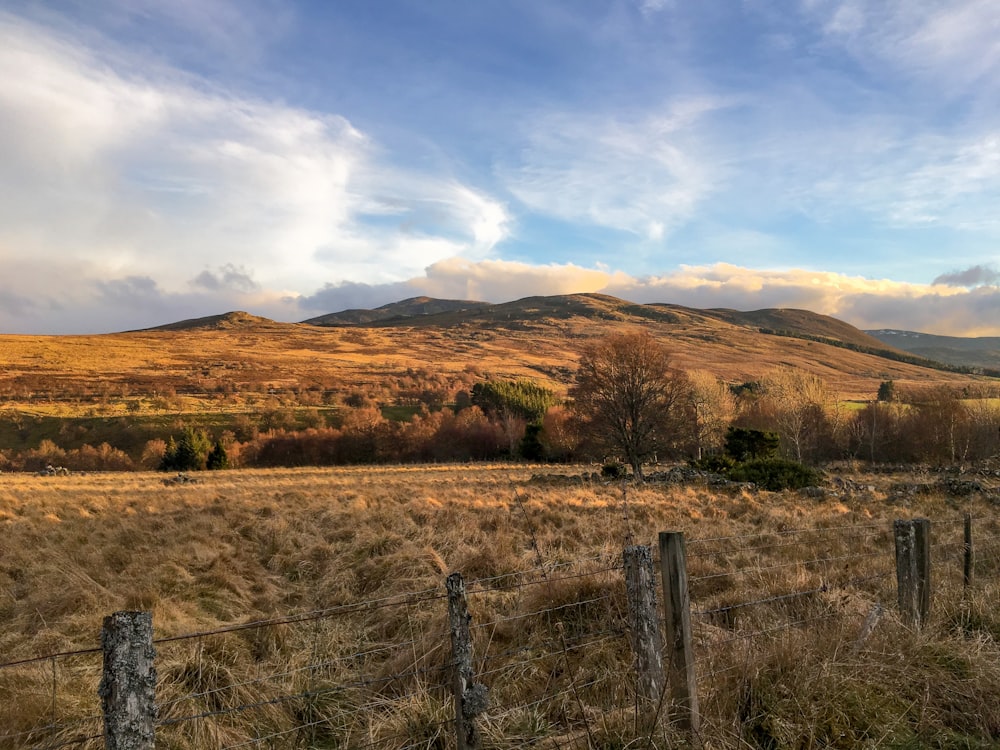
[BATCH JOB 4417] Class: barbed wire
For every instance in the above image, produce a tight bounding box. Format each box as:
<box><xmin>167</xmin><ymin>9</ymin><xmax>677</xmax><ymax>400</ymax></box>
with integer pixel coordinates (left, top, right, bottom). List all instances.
<box><xmin>33</xmin><ymin>732</ymin><xmax>105</xmax><ymax>750</ymax></box>
<box><xmin>689</xmin><ymin>547</ymin><xmax>887</xmax><ymax>584</ymax></box>
<box><xmin>0</xmin><ymin>714</ymin><xmax>102</xmax><ymax>744</ymax></box>
<box><xmin>694</xmin><ymin>611</ymin><xmax>840</xmax><ymax>655</ymax></box>
<box><xmin>0</xmin><ymin>646</ymin><xmax>102</xmax><ymax>671</ymax></box>
<box><xmin>157</xmin><ymin>659</ymin><xmax>451</xmax><ymax>730</ymax></box>
<box><xmin>694</xmin><ymin>585</ymin><xmax>828</xmax><ymax>617</ymax></box>
<box><xmin>688</xmin><ymin>521</ymin><xmax>888</xmax><ymax>546</ymax></box>
<box><xmin>154</xmin><ymin>588</ymin><xmax>448</xmax><ymax>646</ymax></box>
<box><xmin>477</xmin><ymin>630</ymin><xmax>623</xmax><ymax>680</ymax></box>
<box><xmin>466</xmin><ymin>563</ymin><xmax>623</xmax><ymax>598</ymax></box>
<box><xmin>686</xmin><ymin>528</ymin><xmax>886</xmax><ymax>559</ymax></box>
<box><xmin>463</xmin><ymin>552</ymin><xmax>615</xmax><ymax>591</ymax></box>
<box><xmin>486</xmin><ymin>677</ymin><xmax>607</xmax><ymax>722</ymax></box>
<box><xmin>693</xmin><ymin>571</ymin><xmax>893</xmax><ymax>620</ymax></box>
<box><xmin>470</xmin><ymin>594</ymin><xmax>616</xmax><ymax>632</ymax></box>
<box><xmin>157</xmin><ymin>634</ymin><xmax>438</xmax><ymax>711</ymax></box>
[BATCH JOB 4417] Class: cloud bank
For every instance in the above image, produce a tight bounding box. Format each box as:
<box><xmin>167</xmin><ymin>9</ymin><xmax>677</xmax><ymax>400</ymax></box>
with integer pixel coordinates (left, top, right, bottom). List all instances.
<box><xmin>293</xmin><ymin>260</ymin><xmax>1000</xmax><ymax>338</ymax></box>
<box><xmin>0</xmin><ymin>12</ymin><xmax>509</xmax><ymax>329</ymax></box>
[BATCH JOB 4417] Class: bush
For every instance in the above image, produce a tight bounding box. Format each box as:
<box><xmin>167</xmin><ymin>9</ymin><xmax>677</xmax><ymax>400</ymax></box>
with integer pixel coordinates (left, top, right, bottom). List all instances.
<box><xmin>601</xmin><ymin>461</ymin><xmax>627</xmax><ymax>480</ymax></box>
<box><xmin>726</xmin><ymin>458</ymin><xmax>823</xmax><ymax>491</ymax></box>
<box><xmin>519</xmin><ymin>422</ymin><xmax>545</xmax><ymax>461</ymax></box>
<box><xmin>690</xmin><ymin>454</ymin><xmax>736</xmax><ymax>474</ymax></box>
<box><xmin>725</xmin><ymin>427</ymin><xmax>780</xmax><ymax>462</ymax></box>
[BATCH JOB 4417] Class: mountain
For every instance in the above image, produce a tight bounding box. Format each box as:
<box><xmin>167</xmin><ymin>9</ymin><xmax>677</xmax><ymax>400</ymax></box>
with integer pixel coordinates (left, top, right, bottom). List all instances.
<box><xmin>305</xmin><ymin>293</ymin><xmax>897</xmax><ymax>351</ymax></box>
<box><xmin>2</xmin><ymin>295</ymin><xmax>993</xmax><ymax>411</ymax></box>
<box><xmin>302</xmin><ymin>296</ymin><xmax>489</xmax><ymax>325</ymax></box>
<box><xmin>866</xmin><ymin>329</ymin><xmax>1000</xmax><ymax>371</ymax></box>
<box><xmin>702</xmin><ymin>307</ymin><xmax>891</xmax><ymax>351</ymax></box>
<box><xmin>141</xmin><ymin>311</ymin><xmax>283</xmax><ymax>332</ymax></box>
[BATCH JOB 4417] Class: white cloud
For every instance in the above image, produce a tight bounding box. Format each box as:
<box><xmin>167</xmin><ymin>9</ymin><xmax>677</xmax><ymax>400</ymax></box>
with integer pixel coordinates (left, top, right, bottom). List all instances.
<box><xmin>500</xmin><ymin>97</ymin><xmax>729</xmax><ymax>240</ymax></box>
<box><xmin>292</xmin><ymin>259</ymin><xmax>1000</xmax><ymax>337</ymax></box>
<box><xmin>809</xmin><ymin>1</ymin><xmax>1000</xmax><ymax>95</ymax></box>
<box><xmin>0</xmin><ymin>13</ymin><xmax>511</xmax><ymax>310</ymax></box>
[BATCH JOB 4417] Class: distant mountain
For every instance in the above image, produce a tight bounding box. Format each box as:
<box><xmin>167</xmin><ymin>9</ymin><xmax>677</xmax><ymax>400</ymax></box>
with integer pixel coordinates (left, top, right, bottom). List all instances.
<box><xmin>866</xmin><ymin>329</ymin><xmax>1000</xmax><ymax>371</ymax></box>
<box><xmin>700</xmin><ymin>307</ymin><xmax>893</xmax><ymax>351</ymax></box>
<box><xmin>6</xmin><ymin>294</ymin><xmax>992</xmax><ymax>406</ymax></box>
<box><xmin>304</xmin><ymin>293</ymin><xmax>893</xmax><ymax>350</ymax></box>
<box><xmin>141</xmin><ymin>311</ymin><xmax>284</xmax><ymax>332</ymax></box>
<box><xmin>302</xmin><ymin>296</ymin><xmax>489</xmax><ymax>325</ymax></box>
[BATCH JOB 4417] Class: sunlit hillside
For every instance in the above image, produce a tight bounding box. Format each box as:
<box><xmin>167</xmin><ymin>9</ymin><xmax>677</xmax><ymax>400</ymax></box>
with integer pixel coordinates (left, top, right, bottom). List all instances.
<box><xmin>0</xmin><ymin>294</ymin><xmax>989</xmax><ymax>417</ymax></box>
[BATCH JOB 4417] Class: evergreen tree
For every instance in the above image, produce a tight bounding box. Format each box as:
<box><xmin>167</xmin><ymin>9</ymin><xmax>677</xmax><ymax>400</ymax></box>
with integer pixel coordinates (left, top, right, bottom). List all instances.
<box><xmin>206</xmin><ymin>440</ymin><xmax>229</xmax><ymax>470</ymax></box>
<box><xmin>159</xmin><ymin>427</ymin><xmax>212</xmax><ymax>471</ymax></box>
<box><xmin>519</xmin><ymin>422</ymin><xmax>545</xmax><ymax>461</ymax></box>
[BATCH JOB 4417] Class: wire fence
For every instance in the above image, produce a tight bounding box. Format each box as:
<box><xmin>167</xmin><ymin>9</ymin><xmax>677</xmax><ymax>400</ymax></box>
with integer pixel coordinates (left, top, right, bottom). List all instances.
<box><xmin>3</xmin><ymin>512</ymin><xmax>999</xmax><ymax>749</ymax></box>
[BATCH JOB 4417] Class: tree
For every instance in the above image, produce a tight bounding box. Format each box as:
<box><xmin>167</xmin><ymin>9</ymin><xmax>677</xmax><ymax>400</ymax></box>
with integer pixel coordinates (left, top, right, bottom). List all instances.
<box><xmin>757</xmin><ymin>368</ymin><xmax>831</xmax><ymax>462</ymax></box>
<box><xmin>877</xmin><ymin>380</ymin><xmax>896</xmax><ymax>402</ymax></box>
<box><xmin>160</xmin><ymin>427</ymin><xmax>212</xmax><ymax>471</ymax></box>
<box><xmin>570</xmin><ymin>331</ymin><xmax>690</xmax><ymax>481</ymax></box>
<box><xmin>686</xmin><ymin>370</ymin><xmax>736</xmax><ymax>460</ymax></box>
<box><xmin>724</xmin><ymin>427</ymin><xmax>780</xmax><ymax>462</ymax></box>
<box><xmin>206</xmin><ymin>439</ymin><xmax>229</xmax><ymax>470</ymax></box>
<box><xmin>470</xmin><ymin>379</ymin><xmax>558</xmax><ymax>422</ymax></box>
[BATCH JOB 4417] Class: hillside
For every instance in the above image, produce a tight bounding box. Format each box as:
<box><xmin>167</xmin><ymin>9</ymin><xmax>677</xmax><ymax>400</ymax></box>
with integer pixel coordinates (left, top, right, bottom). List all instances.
<box><xmin>0</xmin><ymin>295</ymin><xmax>991</xmax><ymax>417</ymax></box>
<box><xmin>141</xmin><ymin>310</ymin><xmax>282</xmax><ymax>332</ymax></box>
<box><xmin>867</xmin><ymin>329</ymin><xmax>1000</xmax><ymax>371</ymax></box>
<box><xmin>302</xmin><ymin>296</ymin><xmax>489</xmax><ymax>325</ymax></box>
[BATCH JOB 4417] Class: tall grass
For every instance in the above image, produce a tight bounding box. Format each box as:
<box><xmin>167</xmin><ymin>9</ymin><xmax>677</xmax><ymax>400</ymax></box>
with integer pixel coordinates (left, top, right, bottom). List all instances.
<box><xmin>2</xmin><ymin>465</ymin><xmax>999</xmax><ymax>747</ymax></box>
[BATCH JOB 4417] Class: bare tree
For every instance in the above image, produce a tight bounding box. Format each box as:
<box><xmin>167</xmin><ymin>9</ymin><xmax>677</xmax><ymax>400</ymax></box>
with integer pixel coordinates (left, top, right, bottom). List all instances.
<box><xmin>686</xmin><ymin>370</ymin><xmax>735</xmax><ymax>461</ymax></box>
<box><xmin>570</xmin><ymin>331</ymin><xmax>691</xmax><ymax>481</ymax></box>
<box><xmin>758</xmin><ymin>368</ymin><xmax>831</xmax><ymax>462</ymax></box>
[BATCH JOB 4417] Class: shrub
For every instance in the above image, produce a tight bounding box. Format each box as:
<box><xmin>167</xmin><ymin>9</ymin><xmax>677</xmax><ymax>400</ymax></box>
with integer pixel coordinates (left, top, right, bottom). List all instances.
<box><xmin>690</xmin><ymin>454</ymin><xmax>736</xmax><ymax>474</ymax></box>
<box><xmin>725</xmin><ymin>427</ymin><xmax>780</xmax><ymax>462</ymax></box>
<box><xmin>726</xmin><ymin>458</ymin><xmax>823</xmax><ymax>491</ymax></box>
<box><xmin>601</xmin><ymin>461</ymin><xmax>627</xmax><ymax>480</ymax></box>
<box><xmin>519</xmin><ymin>422</ymin><xmax>545</xmax><ymax>461</ymax></box>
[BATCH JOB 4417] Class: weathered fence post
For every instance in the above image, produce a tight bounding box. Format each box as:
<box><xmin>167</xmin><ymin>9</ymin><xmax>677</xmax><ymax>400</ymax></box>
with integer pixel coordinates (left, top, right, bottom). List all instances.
<box><xmin>446</xmin><ymin>572</ymin><xmax>487</xmax><ymax>750</ymax></box>
<box><xmin>623</xmin><ymin>545</ymin><xmax>665</xmax><ymax>713</ymax></box>
<box><xmin>658</xmin><ymin>531</ymin><xmax>700</xmax><ymax>740</ymax></box>
<box><xmin>99</xmin><ymin>611</ymin><xmax>156</xmax><ymax>750</ymax></box>
<box><xmin>894</xmin><ymin>519</ymin><xmax>931</xmax><ymax>628</ymax></box>
<box><xmin>964</xmin><ymin>513</ymin><xmax>974</xmax><ymax>591</ymax></box>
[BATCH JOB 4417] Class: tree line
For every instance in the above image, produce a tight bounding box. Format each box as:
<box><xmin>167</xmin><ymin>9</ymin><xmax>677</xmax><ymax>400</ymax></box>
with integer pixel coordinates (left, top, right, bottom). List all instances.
<box><xmin>2</xmin><ymin>331</ymin><xmax>997</xmax><ymax>474</ymax></box>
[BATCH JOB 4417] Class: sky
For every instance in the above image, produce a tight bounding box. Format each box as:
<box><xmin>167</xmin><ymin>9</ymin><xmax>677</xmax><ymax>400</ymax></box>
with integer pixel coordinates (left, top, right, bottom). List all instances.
<box><xmin>1</xmin><ymin>0</ymin><xmax>999</xmax><ymax>336</ymax></box>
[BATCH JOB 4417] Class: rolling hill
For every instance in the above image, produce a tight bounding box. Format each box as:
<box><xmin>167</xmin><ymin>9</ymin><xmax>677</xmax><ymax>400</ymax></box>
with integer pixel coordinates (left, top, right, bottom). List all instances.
<box><xmin>0</xmin><ymin>294</ymin><xmax>994</xmax><ymax>418</ymax></box>
<box><xmin>866</xmin><ymin>329</ymin><xmax>1000</xmax><ymax>371</ymax></box>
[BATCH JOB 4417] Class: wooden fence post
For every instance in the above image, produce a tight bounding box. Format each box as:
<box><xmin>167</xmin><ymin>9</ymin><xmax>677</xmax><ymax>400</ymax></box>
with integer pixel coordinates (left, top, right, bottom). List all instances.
<box><xmin>964</xmin><ymin>513</ymin><xmax>974</xmax><ymax>591</ymax></box>
<box><xmin>623</xmin><ymin>545</ymin><xmax>665</xmax><ymax>712</ymax></box>
<box><xmin>446</xmin><ymin>573</ymin><xmax>487</xmax><ymax>750</ymax></box>
<box><xmin>659</xmin><ymin>531</ymin><xmax>700</xmax><ymax>740</ymax></box>
<box><xmin>99</xmin><ymin>611</ymin><xmax>156</xmax><ymax>750</ymax></box>
<box><xmin>894</xmin><ymin>519</ymin><xmax>931</xmax><ymax>628</ymax></box>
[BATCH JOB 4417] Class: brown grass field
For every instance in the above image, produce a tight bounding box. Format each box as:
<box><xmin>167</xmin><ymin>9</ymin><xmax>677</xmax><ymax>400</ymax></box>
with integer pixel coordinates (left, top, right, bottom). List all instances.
<box><xmin>0</xmin><ymin>296</ymin><xmax>992</xmax><ymax>419</ymax></box>
<box><xmin>4</xmin><ymin>463</ymin><xmax>1000</xmax><ymax>748</ymax></box>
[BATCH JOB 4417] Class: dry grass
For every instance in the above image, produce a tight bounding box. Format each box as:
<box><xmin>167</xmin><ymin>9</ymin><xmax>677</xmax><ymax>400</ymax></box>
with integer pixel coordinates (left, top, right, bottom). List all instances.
<box><xmin>0</xmin><ymin>303</ymin><xmax>989</xmax><ymax>419</ymax></box>
<box><xmin>2</xmin><ymin>464</ymin><xmax>1000</xmax><ymax>748</ymax></box>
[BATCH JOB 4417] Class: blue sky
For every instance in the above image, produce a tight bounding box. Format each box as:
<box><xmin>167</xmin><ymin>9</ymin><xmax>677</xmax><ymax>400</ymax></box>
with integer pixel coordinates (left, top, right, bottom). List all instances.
<box><xmin>1</xmin><ymin>0</ymin><xmax>999</xmax><ymax>334</ymax></box>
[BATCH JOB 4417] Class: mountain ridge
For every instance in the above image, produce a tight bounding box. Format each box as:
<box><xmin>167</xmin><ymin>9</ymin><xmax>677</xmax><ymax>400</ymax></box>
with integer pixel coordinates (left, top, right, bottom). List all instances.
<box><xmin>302</xmin><ymin>293</ymin><xmax>897</xmax><ymax>352</ymax></box>
<box><xmin>3</xmin><ymin>294</ymin><xmax>993</xmax><ymax>411</ymax></box>
<box><xmin>866</xmin><ymin>329</ymin><xmax>1000</xmax><ymax>371</ymax></box>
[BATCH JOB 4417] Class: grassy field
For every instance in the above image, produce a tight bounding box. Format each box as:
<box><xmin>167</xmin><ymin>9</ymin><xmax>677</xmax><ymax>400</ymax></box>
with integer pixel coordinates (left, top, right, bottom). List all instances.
<box><xmin>1</xmin><ymin>298</ymin><xmax>992</xmax><ymax>419</ymax></box>
<box><xmin>3</xmin><ymin>463</ymin><xmax>1000</xmax><ymax>747</ymax></box>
